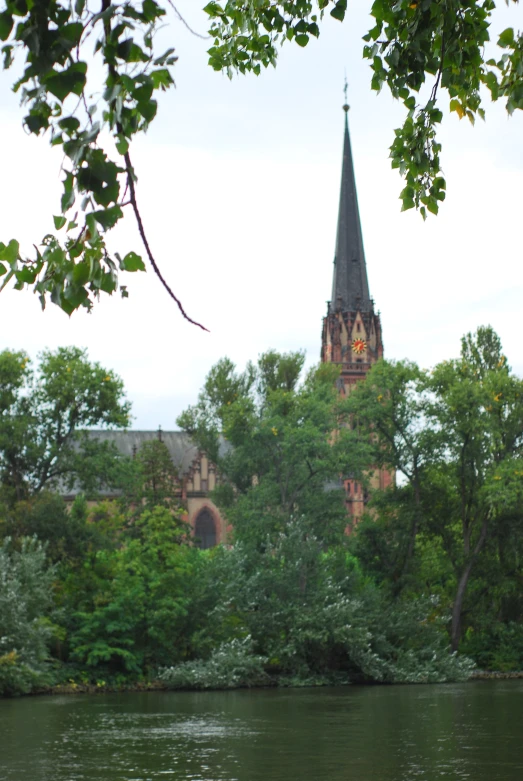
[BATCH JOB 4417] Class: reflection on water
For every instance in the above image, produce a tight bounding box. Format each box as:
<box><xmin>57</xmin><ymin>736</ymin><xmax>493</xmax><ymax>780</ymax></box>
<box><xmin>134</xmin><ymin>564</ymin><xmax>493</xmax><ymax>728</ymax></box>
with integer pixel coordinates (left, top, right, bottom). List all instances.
<box><xmin>1</xmin><ymin>682</ymin><xmax>523</xmax><ymax>781</ymax></box>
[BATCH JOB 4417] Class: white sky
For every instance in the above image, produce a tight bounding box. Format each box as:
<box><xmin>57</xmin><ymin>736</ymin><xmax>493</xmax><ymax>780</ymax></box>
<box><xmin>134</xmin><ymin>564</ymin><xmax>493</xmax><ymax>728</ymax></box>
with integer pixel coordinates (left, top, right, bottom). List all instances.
<box><xmin>1</xmin><ymin>1</ymin><xmax>522</xmax><ymax>428</ymax></box>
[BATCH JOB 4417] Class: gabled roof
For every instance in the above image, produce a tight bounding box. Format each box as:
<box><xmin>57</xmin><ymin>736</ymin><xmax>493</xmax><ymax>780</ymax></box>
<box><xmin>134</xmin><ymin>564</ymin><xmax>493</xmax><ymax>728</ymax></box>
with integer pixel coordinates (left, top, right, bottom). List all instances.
<box><xmin>87</xmin><ymin>430</ymin><xmax>198</xmax><ymax>475</ymax></box>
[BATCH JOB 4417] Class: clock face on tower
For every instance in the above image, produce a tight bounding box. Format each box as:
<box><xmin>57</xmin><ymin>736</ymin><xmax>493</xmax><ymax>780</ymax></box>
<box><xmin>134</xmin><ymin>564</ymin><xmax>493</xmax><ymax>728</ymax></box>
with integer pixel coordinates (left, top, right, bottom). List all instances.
<box><xmin>352</xmin><ymin>339</ymin><xmax>367</xmax><ymax>355</ymax></box>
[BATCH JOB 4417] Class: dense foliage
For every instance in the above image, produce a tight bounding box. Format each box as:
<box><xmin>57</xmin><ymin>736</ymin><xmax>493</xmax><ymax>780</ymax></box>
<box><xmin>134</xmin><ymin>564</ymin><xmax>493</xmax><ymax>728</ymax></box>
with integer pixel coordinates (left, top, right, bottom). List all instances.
<box><xmin>0</xmin><ymin>346</ymin><xmax>130</xmax><ymax>502</ymax></box>
<box><xmin>0</xmin><ymin>537</ymin><xmax>56</xmax><ymax>695</ymax></box>
<box><xmin>347</xmin><ymin>326</ymin><xmax>523</xmax><ymax>652</ymax></box>
<box><xmin>0</xmin><ymin>0</ymin><xmax>521</xmax><ymax>317</ymax></box>
<box><xmin>1</xmin><ymin>331</ymin><xmax>522</xmax><ymax>697</ymax></box>
<box><xmin>172</xmin><ymin>350</ymin><xmax>476</xmax><ymax>686</ymax></box>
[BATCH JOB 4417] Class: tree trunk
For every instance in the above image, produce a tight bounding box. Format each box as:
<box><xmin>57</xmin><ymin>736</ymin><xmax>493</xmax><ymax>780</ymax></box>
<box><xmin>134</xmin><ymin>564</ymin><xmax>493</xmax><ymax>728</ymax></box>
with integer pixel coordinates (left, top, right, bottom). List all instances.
<box><xmin>451</xmin><ymin>560</ymin><xmax>474</xmax><ymax>651</ymax></box>
<box><xmin>401</xmin><ymin>473</ymin><xmax>422</xmax><ymax>581</ymax></box>
<box><xmin>450</xmin><ymin>515</ymin><xmax>489</xmax><ymax>651</ymax></box>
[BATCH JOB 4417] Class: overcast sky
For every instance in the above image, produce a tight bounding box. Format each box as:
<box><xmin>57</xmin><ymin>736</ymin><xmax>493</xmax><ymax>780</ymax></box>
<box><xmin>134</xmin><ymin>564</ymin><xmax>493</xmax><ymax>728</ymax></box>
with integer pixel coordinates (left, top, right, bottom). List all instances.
<box><xmin>1</xmin><ymin>1</ymin><xmax>522</xmax><ymax>428</ymax></box>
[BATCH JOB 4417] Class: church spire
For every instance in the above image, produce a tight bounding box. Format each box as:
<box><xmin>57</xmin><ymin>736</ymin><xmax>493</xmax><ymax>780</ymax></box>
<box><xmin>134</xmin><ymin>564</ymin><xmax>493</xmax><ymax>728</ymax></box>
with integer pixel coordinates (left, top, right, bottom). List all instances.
<box><xmin>330</xmin><ymin>99</ymin><xmax>371</xmax><ymax>313</ymax></box>
<box><xmin>321</xmin><ymin>92</ymin><xmax>383</xmax><ymax>384</ymax></box>
<box><xmin>320</xmin><ymin>90</ymin><xmax>390</xmax><ymax>525</ymax></box>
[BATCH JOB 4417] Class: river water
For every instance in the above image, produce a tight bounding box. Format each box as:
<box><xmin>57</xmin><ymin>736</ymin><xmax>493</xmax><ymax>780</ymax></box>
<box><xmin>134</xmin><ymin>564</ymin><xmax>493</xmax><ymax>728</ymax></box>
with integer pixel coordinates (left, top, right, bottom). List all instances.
<box><xmin>1</xmin><ymin>681</ymin><xmax>522</xmax><ymax>781</ymax></box>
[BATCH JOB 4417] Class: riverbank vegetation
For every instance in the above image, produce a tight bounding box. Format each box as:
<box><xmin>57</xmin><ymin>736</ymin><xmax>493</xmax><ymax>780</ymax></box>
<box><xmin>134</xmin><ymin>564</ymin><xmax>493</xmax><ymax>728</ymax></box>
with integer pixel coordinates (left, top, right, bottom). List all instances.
<box><xmin>1</xmin><ymin>327</ymin><xmax>522</xmax><ymax>696</ymax></box>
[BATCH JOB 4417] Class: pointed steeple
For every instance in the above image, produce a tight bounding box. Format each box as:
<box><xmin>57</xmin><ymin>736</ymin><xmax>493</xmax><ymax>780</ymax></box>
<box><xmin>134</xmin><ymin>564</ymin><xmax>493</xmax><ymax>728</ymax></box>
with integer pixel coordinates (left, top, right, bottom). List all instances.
<box><xmin>331</xmin><ymin>104</ymin><xmax>371</xmax><ymax>313</ymax></box>
<box><xmin>320</xmin><ymin>93</ymin><xmax>390</xmax><ymax>526</ymax></box>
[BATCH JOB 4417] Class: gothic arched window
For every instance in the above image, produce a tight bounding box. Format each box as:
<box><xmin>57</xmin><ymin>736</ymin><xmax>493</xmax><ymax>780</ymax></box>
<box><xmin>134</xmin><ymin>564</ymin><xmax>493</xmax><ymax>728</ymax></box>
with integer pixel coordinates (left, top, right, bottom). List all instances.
<box><xmin>194</xmin><ymin>508</ymin><xmax>217</xmax><ymax>549</ymax></box>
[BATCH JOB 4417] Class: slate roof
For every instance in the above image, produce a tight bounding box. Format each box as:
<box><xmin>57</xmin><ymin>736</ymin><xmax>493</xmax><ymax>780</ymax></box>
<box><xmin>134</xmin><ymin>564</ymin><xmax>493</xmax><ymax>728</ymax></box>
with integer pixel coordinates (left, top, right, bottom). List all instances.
<box><xmin>330</xmin><ymin>110</ymin><xmax>372</xmax><ymax>313</ymax></box>
<box><xmin>87</xmin><ymin>430</ymin><xmax>199</xmax><ymax>475</ymax></box>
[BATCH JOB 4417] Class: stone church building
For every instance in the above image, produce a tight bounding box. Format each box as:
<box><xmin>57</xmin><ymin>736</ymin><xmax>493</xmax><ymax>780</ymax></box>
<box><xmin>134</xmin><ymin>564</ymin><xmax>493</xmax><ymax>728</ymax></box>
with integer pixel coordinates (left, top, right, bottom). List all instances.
<box><xmin>86</xmin><ymin>105</ymin><xmax>391</xmax><ymax>546</ymax></box>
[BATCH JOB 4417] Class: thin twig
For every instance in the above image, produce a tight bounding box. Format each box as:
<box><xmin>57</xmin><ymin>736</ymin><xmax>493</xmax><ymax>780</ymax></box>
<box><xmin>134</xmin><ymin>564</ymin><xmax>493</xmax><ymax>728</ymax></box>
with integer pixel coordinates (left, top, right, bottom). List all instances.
<box><xmin>167</xmin><ymin>1</ymin><xmax>211</xmax><ymax>39</ymax></box>
<box><xmin>123</xmin><ymin>149</ymin><xmax>209</xmax><ymax>331</ymax></box>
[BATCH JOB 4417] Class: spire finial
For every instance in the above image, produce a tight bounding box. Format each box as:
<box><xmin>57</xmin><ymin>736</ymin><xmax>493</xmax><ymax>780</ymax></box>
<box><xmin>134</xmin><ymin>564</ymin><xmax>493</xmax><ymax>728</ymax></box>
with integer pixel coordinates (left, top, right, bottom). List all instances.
<box><xmin>343</xmin><ymin>74</ymin><xmax>349</xmax><ymax>113</ymax></box>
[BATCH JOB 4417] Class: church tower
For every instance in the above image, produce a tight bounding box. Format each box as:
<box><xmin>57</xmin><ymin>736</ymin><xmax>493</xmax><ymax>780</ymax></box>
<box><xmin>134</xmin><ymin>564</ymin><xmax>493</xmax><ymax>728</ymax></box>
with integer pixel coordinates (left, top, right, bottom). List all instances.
<box><xmin>321</xmin><ymin>99</ymin><xmax>391</xmax><ymax>519</ymax></box>
<box><xmin>321</xmin><ymin>100</ymin><xmax>383</xmax><ymax>388</ymax></box>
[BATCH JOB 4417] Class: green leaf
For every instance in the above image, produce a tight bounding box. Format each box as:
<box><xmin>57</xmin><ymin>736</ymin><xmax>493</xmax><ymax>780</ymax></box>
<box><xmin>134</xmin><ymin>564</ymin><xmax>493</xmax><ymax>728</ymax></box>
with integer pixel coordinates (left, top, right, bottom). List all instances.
<box><xmin>46</xmin><ymin>63</ymin><xmax>87</xmax><ymax>102</ymax></box>
<box><xmin>0</xmin><ymin>239</ymin><xmax>19</xmax><ymax>265</ymax></box>
<box><xmin>85</xmin><ymin>213</ymin><xmax>99</xmax><ymax>241</ymax></box>
<box><xmin>61</xmin><ymin>172</ymin><xmax>75</xmax><ymax>212</ymax></box>
<box><xmin>59</xmin><ymin>116</ymin><xmax>81</xmax><ymax>133</ymax></box>
<box><xmin>117</xmin><ymin>39</ymin><xmax>148</xmax><ymax>62</ymax></box>
<box><xmin>330</xmin><ymin>5</ymin><xmax>345</xmax><ymax>21</ymax></box>
<box><xmin>92</xmin><ymin>206</ymin><xmax>123</xmax><ymax>230</ymax></box>
<box><xmin>295</xmin><ymin>34</ymin><xmax>309</xmax><ymax>47</ymax></box>
<box><xmin>63</xmin><ymin>284</ymin><xmax>90</xmax><ymax>311</ymax></box>
<box><xmin>120</xmin><ymin>252</ymin><xmax>146</xmax><ymax>272</ymax></box>
<box><xmin>25</xmin><ymin>113</ymin><xmax>49</xmax><ymax>134</ymax></box>
<box><xmin>150</xmin><ymin>68</ymin><xmax>173</xmax><ymax>90</ymax></box>
<box><xmin>72</xmin><ymin>262</ymin><xmax>90</xmax><ymax>286</ymax></box>
<box><xmin>0</xmin><ymin>12</ymin><xmax>14</xmax><ymax>41</ymax></box>
<box><xmin>99</xmin><ymin>271</ymin><xmax>117</xmax><ymax>293</ymax></box>
<box><xmin>116</xmin><ymin>136</ymin><xmax>129</xmax><ymax>155</ymax></box>
<box><xmin>0</xmin><ymin>263</ymin><xmax>7</xmax><ymax>276</ymax></box>
<box><xmin>137</xmin><ymin>99</ymin><xmax>157</xmax><ymax>122</ymax></box>
<box><xmin>143</xmin><ymin>0</ymin><xmax>165</xmax><ymax>21</ymax></box>
<box><xmin>132</xmin><ymin>77</ymin><xmax>154</xmax><ymax>103</ymax></box>
<box><xmin>498</xmin><ymin>28</ymin><xmax>515</xmax><ymax>49</ymax></box>
<box><xmin>60</xmin><ymin>22</ymin><xmax>84</xmax><ymax>46</ymax></box>
<box><xmin>53</xmin><ymin>216</ymin><xmax>67</xmax><ymax>230</ymax></box>
<box><xmin>16</xmin><ymin>266</ymin><xmax>37</xmax><ymax>284</ymax></box>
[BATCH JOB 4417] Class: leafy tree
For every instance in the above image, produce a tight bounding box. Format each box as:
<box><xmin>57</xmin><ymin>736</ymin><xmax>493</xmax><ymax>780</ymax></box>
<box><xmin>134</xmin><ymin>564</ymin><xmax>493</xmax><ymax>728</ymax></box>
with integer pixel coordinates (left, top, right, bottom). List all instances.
<box><xmin>69</xmin><ymin>506</ymin><xmax>201</xmax><ymax>676</ymax></box>
<box><xmin>0</xmin><ymin>492</ymin><xmax>94</xmax><ymax>565</ymax></box>
<box><xmin>119</xmin><ymin>439</ymin><xmax>180</xmax><ymax>515</ymax></box>
<box><xmin>350</xmin><ymin>326</ymin><xmax>523</xmax><ymax>651</ymax></box>
<box><xmin>0</xmin><ymin>537</ymin><xmax>56</xmax><ymax>695</ymax></box>
<box><xmin>178</xmin><ymin>350</ymin><xmax>471</xmax><ymax>683</ymax></box>
<box><xmin>0</xmin><ymin>0</ymin><xmax>520</xmax><ymax>317</ymax></box>
<box><xmin>346</xmin><ymin>359</ymin><xmax>442</xmax><ymax>587</ymax></box>
<box><xmin>179</xmin><ymin>350</ymin><xmax>363</xmax><ymax>546</ymax></box>
<box><xmin>0</xmin><ymin>346</ymin><xmax>130</xmax><ymax>502</ymax></box>
<box><xmin>426</xmin><ymin>327</ymin><xmax>523</xmax><ymax>650</ymax></box>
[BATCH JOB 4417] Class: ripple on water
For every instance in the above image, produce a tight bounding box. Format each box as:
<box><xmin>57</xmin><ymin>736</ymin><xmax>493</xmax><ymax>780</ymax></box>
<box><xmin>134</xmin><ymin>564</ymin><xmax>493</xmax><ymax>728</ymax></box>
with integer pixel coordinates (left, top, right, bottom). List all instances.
<box><xmin>2</xmin><ymin>683</ymin><xmax>523</xmax><ymax>781</ymax></box>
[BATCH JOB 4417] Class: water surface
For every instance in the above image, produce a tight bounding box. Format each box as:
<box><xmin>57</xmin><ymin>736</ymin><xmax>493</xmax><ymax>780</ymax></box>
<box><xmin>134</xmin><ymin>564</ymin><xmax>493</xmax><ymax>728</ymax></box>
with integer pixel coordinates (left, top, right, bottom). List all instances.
<box><xmin>1</xmin><ymin>681</ymin><xmax>522</xmax><ymax>781</ymax></box>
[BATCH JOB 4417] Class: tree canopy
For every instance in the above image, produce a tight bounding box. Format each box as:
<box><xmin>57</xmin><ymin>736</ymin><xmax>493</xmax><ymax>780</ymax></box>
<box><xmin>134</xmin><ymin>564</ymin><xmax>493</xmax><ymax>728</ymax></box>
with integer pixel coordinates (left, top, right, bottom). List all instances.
<box><xmin>0</xmin><ymin>346</ymin><xmax>130</xmax><ymax>502</ymax></box>
<box><xmin>3</xmin><ymin>337</ymin><xmax>522</xmax><ymax>695</ymax></box>
<box><xmin>0</xmin><ymin>0</ymin><xmax>520</xmax><ymax>321</ymax></box>
<box><xmin>348</xmin><ymin>326</ymin><xmax>523</xmax><ymax>650</ymax></box>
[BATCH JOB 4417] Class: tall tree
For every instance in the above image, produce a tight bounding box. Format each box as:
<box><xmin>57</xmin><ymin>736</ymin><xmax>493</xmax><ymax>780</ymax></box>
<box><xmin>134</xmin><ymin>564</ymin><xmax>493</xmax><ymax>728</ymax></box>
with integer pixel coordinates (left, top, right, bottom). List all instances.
<box><xmin>428</xmin><ymin>327</ymin><xmax>523</xmax><ymax>649</ymax></box>
<box><xmin>0</xmin><ymin>347</ymin><xmax>130</xmax><ymax>502</ymax></box>
<box><xmin>346</xmin><ymin>359</ymin><xmax>443</xmax><ymax>585</ymax></box>
<box><xmin>179</xmin><ymin>350</ymin><xmax>363</xmax><ymax>547</ymax></box>
<box><xmin>350</xmin><ymin>327</ymin><xmax>523</xmax><ymax>650</ymax></box>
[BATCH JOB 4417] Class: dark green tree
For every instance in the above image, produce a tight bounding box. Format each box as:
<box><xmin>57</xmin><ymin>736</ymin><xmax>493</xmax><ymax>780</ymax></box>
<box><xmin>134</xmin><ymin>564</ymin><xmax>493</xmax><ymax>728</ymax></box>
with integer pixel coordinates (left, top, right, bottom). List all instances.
<box><xmin>69</xmin><ymin>506</ymin><xmax>202</xmax><ymax>675</ymax></box>
<box><xmin>133</xmin><ymin>439</ymin><xmax>179</xmax><ymax>510</ymax></box>
<box><xmin>349</xmin><ymin>326</ymin><xmax>523</xmax><ymax>651</ymax></box>
<box><xmin>0</xmin><ymin>346</ymin><xmax>130</xmax><ymax>502</ymax></box>
<box><xmin>179</xmin><ymin>350</ymin><xmax>361</xmax><ymax>547</ymax></box>
<box><xmin>427</xmin><ymin>327</ymin><xmax>523</xmax><ymax>650</ymax></box>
